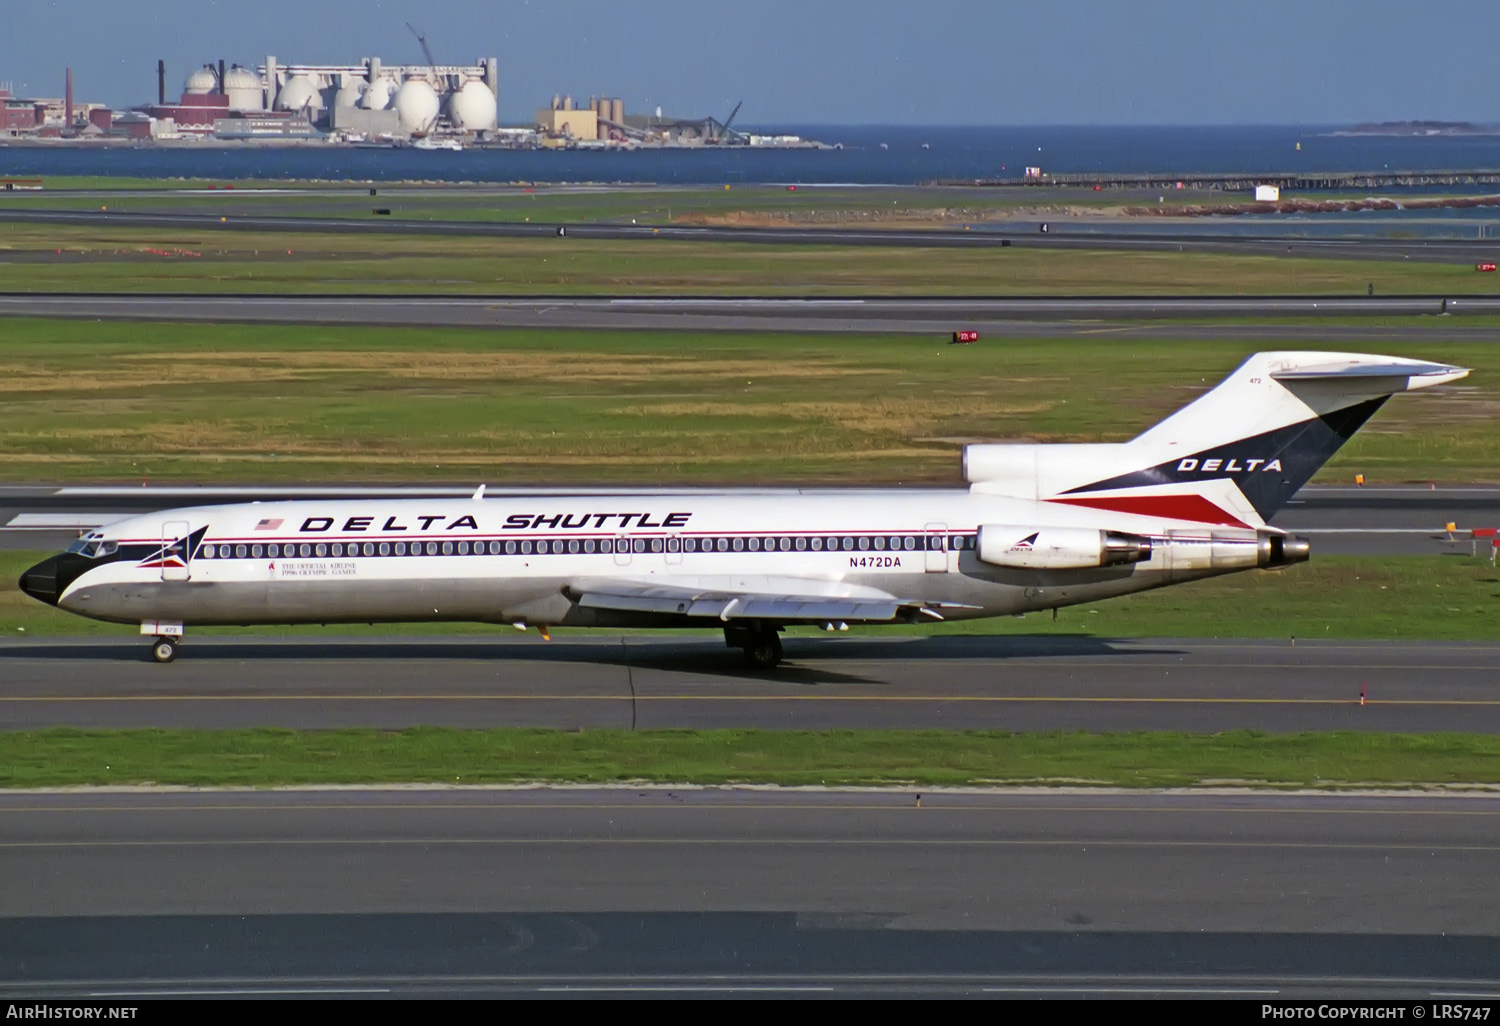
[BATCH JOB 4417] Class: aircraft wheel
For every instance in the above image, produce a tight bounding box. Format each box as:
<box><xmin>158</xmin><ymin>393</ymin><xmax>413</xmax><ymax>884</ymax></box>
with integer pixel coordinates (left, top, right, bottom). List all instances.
<box><xmin>743</xmin><ymin>633</ymin><xmax>783</xmax><ymax>669</ymax></box>
<box><xmin>151</xmin><ymin>637</ymin><xmax>178</xmax><ymax>664</ymax></box>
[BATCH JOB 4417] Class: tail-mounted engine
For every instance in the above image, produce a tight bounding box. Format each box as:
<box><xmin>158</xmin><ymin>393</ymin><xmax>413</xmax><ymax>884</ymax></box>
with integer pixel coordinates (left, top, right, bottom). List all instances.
<box><xmin>977</xmin><ymin>525</ymin><xmax>1153</xmax><ymax>570</ymax></box>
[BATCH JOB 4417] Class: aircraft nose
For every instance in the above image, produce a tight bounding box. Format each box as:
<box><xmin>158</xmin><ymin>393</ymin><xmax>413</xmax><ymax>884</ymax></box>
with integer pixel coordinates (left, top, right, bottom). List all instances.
<box><xmin>18</xmin><ymin>554</ymin><xmax>68</xmax><ymax>606</ymax></box>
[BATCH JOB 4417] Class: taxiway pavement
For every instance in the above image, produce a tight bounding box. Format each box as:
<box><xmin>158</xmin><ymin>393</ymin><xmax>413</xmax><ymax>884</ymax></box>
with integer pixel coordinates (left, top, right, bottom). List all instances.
<box><xmin>7</xmin><ymin>292</ymin><xmax>1500</xmax><ymax>336</ymax></box>
<box><xmin>1</xmin><ymin>636</ymin><xmax>1495</xmax><ymax>733</ymax></box>
<box><xmin>1</xmin><ymin>787</ymin><xmax>1497</xmax><ymax>997</ymax></box>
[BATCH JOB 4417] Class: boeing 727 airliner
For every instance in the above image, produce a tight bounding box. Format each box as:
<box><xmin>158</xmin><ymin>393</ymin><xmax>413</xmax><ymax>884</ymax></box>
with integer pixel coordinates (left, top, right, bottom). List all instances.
<box><xmin>18</xmin><ymin>351</ymin><xmax>1469</xmax><ymax>667</ymax></box>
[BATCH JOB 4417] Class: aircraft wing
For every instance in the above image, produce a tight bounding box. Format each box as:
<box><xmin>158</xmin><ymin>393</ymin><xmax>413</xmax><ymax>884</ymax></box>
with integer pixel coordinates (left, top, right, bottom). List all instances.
<box><xmin>566</xmin><ymin>578</ymin><xmax>976</xmax><ymax>623</ymax></box>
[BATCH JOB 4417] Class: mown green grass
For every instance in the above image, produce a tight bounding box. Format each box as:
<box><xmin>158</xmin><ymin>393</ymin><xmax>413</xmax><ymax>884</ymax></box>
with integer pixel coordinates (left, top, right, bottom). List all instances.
<box><xmin>4</xmin><ymin>221</ymin><xmax>1500</xmax><ymax>295</ymax></box>
<box><xmin>0</xmin><ymin>181</ymin><xmax>1277</xmax><ymax>223</ymax></box>
<box><xmin>5</xmin><ymin>551</ymin><xmax>1496</xmax><ymax>640</ymax></box>
<box><xmin>0</xmin><ymin>727</ymin><xmax>1495</xmax><ymax>788</ymax></box>
<box><xmin>0</xmin><ymin>319</ymin><xmax>1488</xmax><ymax>484</ymax></box>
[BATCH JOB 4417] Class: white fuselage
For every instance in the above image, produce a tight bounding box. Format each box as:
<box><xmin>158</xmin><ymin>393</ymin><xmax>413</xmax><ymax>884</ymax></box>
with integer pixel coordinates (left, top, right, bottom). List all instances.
<box><xmin>46</xmin><ymin>490</ymin><xmax>1272</xmax><ymax>630</ymax></box>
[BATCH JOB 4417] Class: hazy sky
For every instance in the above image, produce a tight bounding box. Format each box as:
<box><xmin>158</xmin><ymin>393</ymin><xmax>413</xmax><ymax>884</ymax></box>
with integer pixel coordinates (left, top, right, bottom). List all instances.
<box><xmin>3</xmin><ymin>1</ymin><xmax>1498</xmax><ymax>125</ymax></box>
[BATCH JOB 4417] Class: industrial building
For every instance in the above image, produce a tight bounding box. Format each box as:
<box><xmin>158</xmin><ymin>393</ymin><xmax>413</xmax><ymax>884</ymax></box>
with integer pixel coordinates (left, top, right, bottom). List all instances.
<box><xmin>0</xmin><ymin>71</ymin><xmax>110</xmax><ymax>138</ymax></box>
<box><xmin>129</xmin><ymin>55</ymin><xmax>501</xmax><ymax>141</ymax></box>
<box><xmin>535</xmin><ymin>95</ymin><xmax>625</xmax><ymax>144</ymax></box>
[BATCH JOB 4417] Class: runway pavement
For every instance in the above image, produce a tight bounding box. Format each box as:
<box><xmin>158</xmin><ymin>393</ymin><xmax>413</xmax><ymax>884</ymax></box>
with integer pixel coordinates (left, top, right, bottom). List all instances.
<box><xmin>2</xmin><ymin>635</ymin><xmax>1496</xmax><ymax>733</ymax></box>
<box><xmin>5</xmin><ymin>484</ymin><xmax>1496</xmax><ymax>555</ymax></box>
<box><xmin>2</xmin><ymin>787</ymin><xmax>1497</xmax><ymax>997</ymax></box>
<box><xmin>8</xmin><ymin>292</ymin><xmax>1500</xmax><ymax>336</ymax></box>
<box><xmin>5</xmin><ymin>205</ymin><xmax>1500</xmax><ymax>263</ymax></box>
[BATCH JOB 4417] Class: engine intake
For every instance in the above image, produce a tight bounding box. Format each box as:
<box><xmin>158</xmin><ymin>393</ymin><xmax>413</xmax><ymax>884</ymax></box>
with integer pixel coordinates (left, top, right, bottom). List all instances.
<box><xmin>977</xmin><ymin>525</ymin><xmax>1152</xmax><ymax>570</ymax></box>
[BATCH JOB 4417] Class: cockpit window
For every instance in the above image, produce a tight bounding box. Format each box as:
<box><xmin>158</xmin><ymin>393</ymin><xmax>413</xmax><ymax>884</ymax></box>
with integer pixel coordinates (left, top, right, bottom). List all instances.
<box><xmin>64</xmin><ymin>540</ymin><xmax>117</xmax><ymax>558</ymax></box>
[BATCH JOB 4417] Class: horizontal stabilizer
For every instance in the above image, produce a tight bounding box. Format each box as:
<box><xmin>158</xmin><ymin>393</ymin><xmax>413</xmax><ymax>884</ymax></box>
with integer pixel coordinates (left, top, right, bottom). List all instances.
<box><xmin>1270</xmin><ymin>359</ymin><xmax>1469</xmax><ymax>385</ymax></box>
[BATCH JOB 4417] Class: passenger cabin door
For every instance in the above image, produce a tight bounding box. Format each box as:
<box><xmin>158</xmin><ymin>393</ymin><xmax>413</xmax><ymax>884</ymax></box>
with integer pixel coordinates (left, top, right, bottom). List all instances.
<box><xmin>925</xmin><ymin>522</ymin><xmax>949</xmax><ymax>573</ymax></box>
<box><xmin>161</xmin><ymin>520</ymin><xmax>191</xmax><ymax>582</ymax></box>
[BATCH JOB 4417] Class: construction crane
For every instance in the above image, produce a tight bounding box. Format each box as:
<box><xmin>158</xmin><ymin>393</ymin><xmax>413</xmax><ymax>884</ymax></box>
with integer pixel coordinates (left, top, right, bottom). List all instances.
<box><xmin>404</xmin><ymin>22</ymin><xmax>442</xmax><ymax>137</ymax></box>
<box><xmin>706</xmin><ymin>101</ymin><xmax>745</xmax><ymax>145</ymax></box>
<box><xmin>406</xmin><ymin>22</ymin><xmax>437</xmax><ymax>70</ymax></box>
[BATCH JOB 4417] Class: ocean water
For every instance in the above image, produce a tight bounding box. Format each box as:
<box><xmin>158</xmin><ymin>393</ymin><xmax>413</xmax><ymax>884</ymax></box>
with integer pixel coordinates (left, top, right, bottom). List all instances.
<box><xmin>8</xmin><ymin>125</ymin><xmax>1500</xmax><ymax>185</ymax></box>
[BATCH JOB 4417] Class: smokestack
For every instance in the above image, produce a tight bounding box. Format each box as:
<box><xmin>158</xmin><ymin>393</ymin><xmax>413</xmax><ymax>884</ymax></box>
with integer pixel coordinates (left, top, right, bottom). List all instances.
<box><xmin>157</xmin><ymin>59</ymin><xmax>165</xmax><ymax>104</ymax></box>
<box><xmin>217</xmin><ymin>59</ymin><xmax>225</xmax><ymax>95</ymax></box>
<box><xmin>64</xmin><ymin>67</ymin><xmax>72</xmax><ymax>131</ymax></box>
<box><xmin>265</xmin><ymin>55</ymin><xmax>277</xmax><ymax>110</ymax></box>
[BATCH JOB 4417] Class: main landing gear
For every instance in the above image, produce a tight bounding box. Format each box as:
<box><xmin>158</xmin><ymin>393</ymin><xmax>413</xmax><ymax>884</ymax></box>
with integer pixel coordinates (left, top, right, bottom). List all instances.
<box><xmin>150</xmin><ymin>636</ymin><xmax>179</xmax><ymax>663</ymax></box>
<box><xmin>725</xmin><ymin>624</ymin><xmax>784</xmax><ymax>669</ymax></box>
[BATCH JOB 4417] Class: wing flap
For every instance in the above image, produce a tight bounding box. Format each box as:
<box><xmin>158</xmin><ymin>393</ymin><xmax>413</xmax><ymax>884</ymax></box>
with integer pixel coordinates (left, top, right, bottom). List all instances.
<box><xmin>570</xmin><ymin>580</ymin><xmax>971</xmax><ymax>624</ymax></box>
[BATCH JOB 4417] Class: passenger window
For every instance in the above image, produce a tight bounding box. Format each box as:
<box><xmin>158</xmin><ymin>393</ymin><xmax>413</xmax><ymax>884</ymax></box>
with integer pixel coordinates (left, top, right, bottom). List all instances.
<box><xmin>732</xmin><ymin>537</ymin><xmax>744</xmax><ymax>552</ymax></box>
<box><xmin>457</xmin><ymin>542</ymin><xmax>469</xmax><ymax>555</ymax></box>
<box><xmin>236</xmin><ymin>545</ymin><xmax>248</xmax><ymax>558</ymax></box>
<box><xmin>202</xmin><ymin>544</ymin><xmax>215</xmax><ymax>559</ymax></box>
<box><xmin>650</xmin><ymin>538</ymin><xmax>662</xmax><ymax>553</ymax></box>
<box><xmin>874</xmin><ymin>537</ymin><xmax>885</xmax><ymax>551</ymax></box>
<box><xmin>717</xmin><ymin>538</ymin><xmax>729</xmax><ymax>552</ymax></box>
<box><xmin>397</xmin><ymin>542</ymin><xmax>407</xmax><ymax>556</ymax></box>
<box><xmin>252</xmin><ymin>544</ymin><xmax>263</xmax><ymax>558</ymax></box>
<box><xmin>380</xmin><ymin>543</ymin><xmax>391</xmax><ymax>556</ymax></box>
<box><xmin>794</xmin><ymin>537</ymin><xmax>806</xmax><ymax>551</ymax></box>
<box><xmin>506</xmin><ymin>540</ymin><xmax>517</xmax><ymax>555</ymax></box>
<box><xmin>441</xmin><ymin>542</ymin><xmax>453</xmax><ymax>555</ymax></box>
<box><xmin>748</xmin><ymin>537</ymin><xmax>760</xmax><ymax>552</ymax></box>
<box><xmin>315</xmin><ymin>544</ymin><xmax>327</xmax><ymax>558</ymax></box>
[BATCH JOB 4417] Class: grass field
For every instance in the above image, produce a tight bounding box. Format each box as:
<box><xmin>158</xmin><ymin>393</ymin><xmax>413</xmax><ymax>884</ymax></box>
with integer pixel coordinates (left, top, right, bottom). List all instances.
<box><xmin>4</xmin><ymin>551</ymin><xmax>1495</xmax><ymax>640</ymax></box>
<box><xmin>0</xmin><ymin>181</ymin><xmax>1347</xmax><ymax>223</ymax></box>
<box><xmin>5</xmin><ymin>222</ymin><xmax>1500</xmax><ymax>295</ymax></box>
<box><xmin>0</xmin><ymin>320</ymin><xmax>1489</xmax><ymax>484</ymax></box>
<box><xmin>1</xmin><ymin>727</ymin><xmax>1496</xmax><ymax>789</ymax></box>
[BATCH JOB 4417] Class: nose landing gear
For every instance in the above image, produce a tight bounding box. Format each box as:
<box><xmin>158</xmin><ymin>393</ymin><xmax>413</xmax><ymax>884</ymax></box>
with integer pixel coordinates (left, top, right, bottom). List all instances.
<box><xmin>142</xmin><ymin>622</ymin><xmax>184</xmax><ymax>663</ymax></box>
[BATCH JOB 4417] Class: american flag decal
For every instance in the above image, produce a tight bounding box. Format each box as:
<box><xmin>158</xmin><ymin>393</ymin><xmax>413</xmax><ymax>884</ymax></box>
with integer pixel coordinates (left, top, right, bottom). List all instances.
<box><xmin>255</xmin><ymin>518</ymin><xmax>284</xmax><ymax>531</ymax></box>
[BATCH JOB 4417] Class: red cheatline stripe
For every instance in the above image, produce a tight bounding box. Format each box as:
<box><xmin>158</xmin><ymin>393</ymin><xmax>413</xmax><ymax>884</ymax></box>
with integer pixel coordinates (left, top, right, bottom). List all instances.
<box><xmin>1046</xmin><ymin>494</ymin><xmax>1251</xmax><ymax>528</ymax></box>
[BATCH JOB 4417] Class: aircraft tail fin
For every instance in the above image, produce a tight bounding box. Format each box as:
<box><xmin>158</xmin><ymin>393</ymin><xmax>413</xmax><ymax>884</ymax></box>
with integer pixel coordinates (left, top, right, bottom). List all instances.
<box><xmin>965</xmin><ymin>352</ymin><xmax>1468</xmax><ymax>526</ymax></box>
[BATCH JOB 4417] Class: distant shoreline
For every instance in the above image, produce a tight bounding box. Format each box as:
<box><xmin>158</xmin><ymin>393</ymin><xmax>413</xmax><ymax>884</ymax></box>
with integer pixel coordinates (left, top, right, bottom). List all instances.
<box><xmin>1320</xmin><ymin>121</ymin><xmax>1500</xmax><ymax>138</ymax></box>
